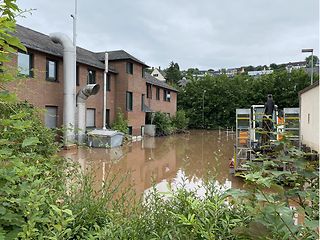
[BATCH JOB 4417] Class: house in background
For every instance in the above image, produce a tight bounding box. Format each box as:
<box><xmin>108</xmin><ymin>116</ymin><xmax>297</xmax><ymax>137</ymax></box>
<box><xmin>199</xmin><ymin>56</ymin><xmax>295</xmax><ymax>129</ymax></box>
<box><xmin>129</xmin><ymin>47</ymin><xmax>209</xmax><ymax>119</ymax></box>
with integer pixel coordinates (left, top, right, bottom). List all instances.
<box><xmin>6</xmin><ymin>25</ymin><xmax>177</xmax><ymax>136</ymax></box>
<box><xmin>285</xmin><ymin>61</ymin><xmax>306</xmax><ymax>73</ymax></box>
<box><xmin>299</xmin><ymin>81</ymin><xmax>319</xmax><ymax>153</ymax></box>
<box><xmin>151</xmin><ymin>67</ymin><xmax>166</xmax><ymax>82</ymax></box>
<box><xmin>248</xmin><ymin>68</ymin><xmax>274</xmax><ymax>77</ymax></box>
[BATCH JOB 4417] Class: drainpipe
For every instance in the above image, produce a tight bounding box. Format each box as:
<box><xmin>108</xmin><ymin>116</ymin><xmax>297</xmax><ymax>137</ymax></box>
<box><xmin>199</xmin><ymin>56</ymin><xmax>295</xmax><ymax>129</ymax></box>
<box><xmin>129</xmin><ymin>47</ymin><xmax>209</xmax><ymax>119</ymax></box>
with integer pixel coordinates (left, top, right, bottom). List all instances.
<box><xmin>50</xmin><ymin>33</ymin><xmax>76</xmax><ymax>146</ymax></box>
<box><xmin>103</xmin><ymin>52</ymin><xmax>108</xmax><ymax>129</ymax></box>
<box><xmin>77</xmin><ymin>84</ymin><xmax>100</xmax><ymax>144</ymax></box>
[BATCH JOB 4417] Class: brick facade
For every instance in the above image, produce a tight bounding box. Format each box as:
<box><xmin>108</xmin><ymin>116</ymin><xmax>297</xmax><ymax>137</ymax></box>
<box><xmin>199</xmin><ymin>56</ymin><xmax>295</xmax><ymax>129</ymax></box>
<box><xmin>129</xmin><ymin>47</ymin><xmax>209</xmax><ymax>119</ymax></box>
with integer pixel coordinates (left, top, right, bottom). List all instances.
<box><xmin>6</xmin><ymin>36</ymin><xmax>177</xmax><ymax>136</ymax></box>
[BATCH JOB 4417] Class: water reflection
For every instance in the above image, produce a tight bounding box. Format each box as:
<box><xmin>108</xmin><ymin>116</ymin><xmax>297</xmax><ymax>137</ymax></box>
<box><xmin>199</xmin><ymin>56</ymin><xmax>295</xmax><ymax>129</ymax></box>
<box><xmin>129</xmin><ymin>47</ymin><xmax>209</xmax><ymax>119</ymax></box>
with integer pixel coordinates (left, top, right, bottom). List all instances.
<box><xmin>61</xmin><ymin>130</ymin><xmax>243</xmax><ymax>197</ymax></box>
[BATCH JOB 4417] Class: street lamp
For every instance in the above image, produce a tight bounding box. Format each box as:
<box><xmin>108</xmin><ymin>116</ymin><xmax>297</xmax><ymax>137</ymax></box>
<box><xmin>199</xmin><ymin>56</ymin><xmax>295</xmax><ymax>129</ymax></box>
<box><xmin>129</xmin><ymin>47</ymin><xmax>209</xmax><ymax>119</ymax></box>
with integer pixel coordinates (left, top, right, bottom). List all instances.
<box><xmin>202</xmin><ymin>90</ymin><xmax>206</xmax><ymax>128</ymax></box>
<box><xmin>302</xmin><ymin>48</ymin><xmax>314</xmax><ymax>85</ymax></box>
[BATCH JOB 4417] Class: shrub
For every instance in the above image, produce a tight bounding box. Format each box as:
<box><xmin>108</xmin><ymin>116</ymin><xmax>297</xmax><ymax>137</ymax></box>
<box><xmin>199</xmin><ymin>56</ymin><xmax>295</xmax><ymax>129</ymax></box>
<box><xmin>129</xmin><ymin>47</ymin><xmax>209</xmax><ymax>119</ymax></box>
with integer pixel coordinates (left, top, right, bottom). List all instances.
<box><xmin>111</xmin><ymin>108</ymin><xmax>128</xmax><ymax>134</ymax></box>
<box><xmin>171</xmin><ymin>110</ymin><xmax>189</xmax><ymax>132</ymax></box>
<box><xmin>153</xmin><ymin>111</ymin><xmax>175</xmax><ymax>136</ymax></box>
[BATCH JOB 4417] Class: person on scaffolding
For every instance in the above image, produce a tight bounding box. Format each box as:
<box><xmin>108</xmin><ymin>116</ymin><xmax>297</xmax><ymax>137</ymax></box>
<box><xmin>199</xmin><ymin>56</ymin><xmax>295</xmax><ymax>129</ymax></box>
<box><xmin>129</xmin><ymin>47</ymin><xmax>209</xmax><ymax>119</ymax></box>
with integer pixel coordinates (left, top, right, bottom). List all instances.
<box><xmin>262</xmin><ymin>94</ymin><xmax>275</xmax><ymax>146</ymax></box>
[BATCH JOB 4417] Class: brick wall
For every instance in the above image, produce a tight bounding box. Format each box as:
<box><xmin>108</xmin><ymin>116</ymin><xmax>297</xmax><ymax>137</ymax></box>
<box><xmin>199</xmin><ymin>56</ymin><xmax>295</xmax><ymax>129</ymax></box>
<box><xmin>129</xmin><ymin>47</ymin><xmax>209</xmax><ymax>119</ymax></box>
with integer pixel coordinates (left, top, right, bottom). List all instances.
<box><xmin>5</xmin><ymin>49</ymin><xmax>117</xmax><ymax>129</ymax></box>
<box><xmin>146</xmin><ymin>85</ymin><xmax>177</xmax><ymax>116</ymax></box>
<box><xmin>6</xmin><ymin>48</ymin><xmax>177</xmax><ymax>137</ymax></box>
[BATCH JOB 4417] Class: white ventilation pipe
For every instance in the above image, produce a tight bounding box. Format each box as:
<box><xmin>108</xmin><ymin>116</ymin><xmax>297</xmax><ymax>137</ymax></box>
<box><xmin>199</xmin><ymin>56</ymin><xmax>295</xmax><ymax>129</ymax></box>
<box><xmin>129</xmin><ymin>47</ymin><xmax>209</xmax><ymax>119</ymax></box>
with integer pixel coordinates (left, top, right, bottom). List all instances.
<box><xmin>50</xmin><ymin>33</ymin><xmax>76</xmax><ymax>146</ymax></box>
<box><xmin>77</xmin><ymin>84</ymin><xmax>100</xmax><ymax>144</ymax></box>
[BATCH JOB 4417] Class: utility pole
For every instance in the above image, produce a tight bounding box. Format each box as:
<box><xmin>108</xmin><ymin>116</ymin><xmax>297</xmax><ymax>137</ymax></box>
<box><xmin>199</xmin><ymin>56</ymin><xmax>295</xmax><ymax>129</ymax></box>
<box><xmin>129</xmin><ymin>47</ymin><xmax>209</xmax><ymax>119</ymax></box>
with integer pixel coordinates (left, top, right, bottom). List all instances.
<box><xmin>302</xmin><ymin>48</ymin><xmax>314</xmax><ymax>85</ymax></box>
<box><xmin>202</xmin><ymin>90</ymin><xmax>206</xmax><ymax>129</ymax></box>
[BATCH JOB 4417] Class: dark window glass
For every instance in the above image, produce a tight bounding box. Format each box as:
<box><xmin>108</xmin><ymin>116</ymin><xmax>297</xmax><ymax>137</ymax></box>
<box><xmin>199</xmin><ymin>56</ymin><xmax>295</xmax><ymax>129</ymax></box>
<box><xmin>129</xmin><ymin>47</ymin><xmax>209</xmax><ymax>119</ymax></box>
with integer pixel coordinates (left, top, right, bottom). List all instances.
<box><xmin>18</xmin><ymin>52</ymin><xmax>33</xmax><ymax>77</ymax></box>
<box><xmin>142</xmin><ymin>67</ymin><xmax>145</xmax><ymax>78</ymax></box>
<box><xmin>76</xmin><ymin>65</ymin><xmax>80</xmax><ymax>86</ymax></box>
<box><xmin>128</xmin><ymin>126</ymin><xmax>133</xmax><ymax>135</ymax></box>
<box><xmin>156</xmin><ymin>87</ymin><xmax>160</xmax><ymax>100</ymax></box>
<box><xmin>146</xmin><ymin>84</ymin><xmax>152</xmax><ymax>99</ymax></box>
<box><xmin>126</xmin><ymin>91</ymin><xmax>133</xmax><ymax>111</ymax></box>
<box><xmin>141</xmin><ymin>94</ymin><xmax>145</xmax><ymax>111</ymax></box>
<box><xmin>106</xmin><ymin>109</ymin><xmax>110</xmax><ymax>126</ymax></box>
<box><xmin>46</xmin><ymin>59</ymin><xmax>58</xmax><ymax>81</ymax></box>
<box><xmin>106</xmin><ymin>74</ymin><xmax>111</xmax><ymax>91</ymax></box>
<box><xmin>126</xmin><ymin>62</ymin><xmax>133</xmax><ymax>74</ymax></box>
<box><xmin>87</xmin><ymin>69</ymin><xmax>96</xmax><ymax>84</ymax></box>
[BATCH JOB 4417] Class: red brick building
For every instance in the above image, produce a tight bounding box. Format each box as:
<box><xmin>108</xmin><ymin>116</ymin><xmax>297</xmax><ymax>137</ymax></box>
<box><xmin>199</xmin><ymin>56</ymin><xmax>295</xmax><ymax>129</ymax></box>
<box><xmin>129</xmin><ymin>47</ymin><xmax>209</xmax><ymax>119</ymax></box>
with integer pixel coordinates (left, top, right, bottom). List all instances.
<box><xmin>6</xmin><ymin>25</ymin><xmax>177</xmax><ymax>136</ymax></box>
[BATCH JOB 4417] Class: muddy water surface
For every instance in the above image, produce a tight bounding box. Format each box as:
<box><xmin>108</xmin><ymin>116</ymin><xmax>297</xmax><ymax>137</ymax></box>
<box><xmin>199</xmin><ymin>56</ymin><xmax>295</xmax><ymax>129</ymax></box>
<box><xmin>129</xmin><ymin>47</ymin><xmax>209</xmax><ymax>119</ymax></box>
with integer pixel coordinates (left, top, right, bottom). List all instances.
<box><xmin>61</xmin><ymin>130</ymin><xmax>243</xmax><ymax>198</ymax></box>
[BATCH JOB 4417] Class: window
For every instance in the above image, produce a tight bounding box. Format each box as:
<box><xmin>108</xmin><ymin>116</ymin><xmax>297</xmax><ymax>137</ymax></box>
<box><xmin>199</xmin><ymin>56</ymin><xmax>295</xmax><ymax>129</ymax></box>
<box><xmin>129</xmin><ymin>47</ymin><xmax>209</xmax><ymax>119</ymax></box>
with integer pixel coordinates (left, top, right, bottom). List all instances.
<box><xmin>126</xmin><ymin>91</ymin><xmax>133</xmax><ymax>111</ymax></box>
<box><xmin>163</xmin><ymin>89</ymin><xmax>171</xmax><ymax>102</ymax></box>
<box><xmin>46</xmin><ymin>59</ymin><xmax>58</xmax><ymax>81</ymax></box>
<box><xmin>128</xmin><ymin>126</ymin><xmax>133</xmax><ymax>135</ymax></box>
<box><xmin>76</xmin><ymin>65</ymin><xmax>80</xmax><ymax>86</ymax></box>
<box><xmin>45</xmin><ymin>106</ymin><xmax>58</xmax><ymax>128</ymax></box>
<box><xmin>156</xmin><ymin>87</ymin><xmax>160</xmax><ymax>100</ymax></box>
<box><xmin>146</xmin><ymin>84</ymin><xmax>152</xmax><ymax>99</ymax></box>
<box><xmin>86</xmin><ymin>108</ymin><xmax>96</xmax><ymax>127</ymax></box>
<box><xmin>153</xmin><ymin>73</ymin><xmax>159</xmax><ymax>77</ymax></box>
<box><xmin>126</xmin><ymin>62</ymin><xmax>133</xmax><ymax>74</ymax></box>
<box><xmin>141</xmin><ymin>94</ymin><xmax>145</xmax><ymax>111</ymax></box>
<box><xmin>105</xmin><ymin>109</ymin><xmax>110</xmax><ymax>127</ymax></box>
<box><xmin>87</xmin><ymin>69</ymin><xmax>96</xmax><ymax>84</ymax></box>
<box><xmin>142</xmin><ymin>67</ymin><xmax>145</xmax><ymax>78</ymax></box>
<box><xmin>17</xmin><ymin>52</ymin><xmax>33</xmax><ymax>77</ymax></box>
<box><xmin>106</xmin><ymin>74</ymin><xmax>111</xmax><ymax>91</ymax></box>
<box><xmin>307</xmin><ymin>113</ymin><xmax>310</xmax><ymax>124</ymax></box>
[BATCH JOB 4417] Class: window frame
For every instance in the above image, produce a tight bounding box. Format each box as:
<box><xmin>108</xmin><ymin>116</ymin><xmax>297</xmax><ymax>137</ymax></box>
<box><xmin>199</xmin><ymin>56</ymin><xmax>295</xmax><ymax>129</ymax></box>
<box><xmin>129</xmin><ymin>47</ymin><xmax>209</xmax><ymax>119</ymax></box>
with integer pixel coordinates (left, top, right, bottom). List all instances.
<box><xmin>46</xmin><ymin>58</ymin><xmax>58</xmax><ymax>82</ymax></box>
<box><xmin>126</xmin><ymin>62</ymin><xmax>133</xmax><ymax>74</ymax></box>
<box><xmin>17</xmin><ymin>51</ymin><xmax>34</xmax><ymax>77</ymax></box>
<box><xmin>126</xmin><ymin>91</ymin><xmax>133</xmax><ymax>111</ymax></box>
<box><xmin>141</xmin><ymin>94</ymin><xmax>145</xmax><ymax>111</ymax></box>
<box><xmin>142</xmin><ymin>67</ymin><xmax>145</xmax><ymax>78</ymax></box>
<box><xmin>106</xmin><ymin>74</ymin><xmax>111</xmax><ymax>91</ymax></box>
<box><xmin>86</xmin><ymin>108</ymin><xmax>96</xmax><ymax>128</ymax></box>
<box><xmin>44</xmin><ymin>105</ymin><xmax>58</xmax><ymax>129</ymax></box>
<box><xmin>76</xmin><ymin>65</ymin><xmax>80</xmax><ymax>86</ymax></box>
<box><xmin>87</xmin><ymin>68</ymin><xmax>96</xmax><ymax>84</ymax></box>
<box><xmin>146</xmin><ymin>84</ymin><xmax>152</xmax><ymax>99</ymax></box>
<box><xmin>163</xmin><ymin>89</ymin><xmax>171</xmax><ymax>102</ymax></box>
<box><xmin>156</xmin><ymin>87</ymin><xmax>160</xmax><ymax>100</ymax></box>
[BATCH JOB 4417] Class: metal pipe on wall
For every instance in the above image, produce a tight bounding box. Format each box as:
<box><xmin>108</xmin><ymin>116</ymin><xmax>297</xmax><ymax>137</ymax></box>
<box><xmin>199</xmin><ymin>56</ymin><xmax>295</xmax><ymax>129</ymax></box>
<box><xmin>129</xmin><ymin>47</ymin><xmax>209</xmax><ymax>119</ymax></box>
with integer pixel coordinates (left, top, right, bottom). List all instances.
<box><xmin>77</xmin><ymin>84</ymin><xmax>100</xmax><ymax>144</ymax></box>
<box><xmin>103</xmin><ymin>52</ymin><xmax>109</xmax><ymax>129</ymax></box>
<box><xmin>50</xmin><ymin>33</ymin><xmax>76</xmax><ymax>146</ymax></box>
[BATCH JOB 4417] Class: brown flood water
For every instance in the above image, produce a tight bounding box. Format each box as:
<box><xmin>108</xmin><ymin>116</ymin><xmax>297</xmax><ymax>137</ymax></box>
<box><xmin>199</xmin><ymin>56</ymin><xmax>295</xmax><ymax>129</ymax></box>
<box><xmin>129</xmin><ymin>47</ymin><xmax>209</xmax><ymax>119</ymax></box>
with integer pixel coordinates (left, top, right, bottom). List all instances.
<box><xmin>61</xmin><ymin>130</ymin><xmax>244</xmax><ymax>198</ymax></box>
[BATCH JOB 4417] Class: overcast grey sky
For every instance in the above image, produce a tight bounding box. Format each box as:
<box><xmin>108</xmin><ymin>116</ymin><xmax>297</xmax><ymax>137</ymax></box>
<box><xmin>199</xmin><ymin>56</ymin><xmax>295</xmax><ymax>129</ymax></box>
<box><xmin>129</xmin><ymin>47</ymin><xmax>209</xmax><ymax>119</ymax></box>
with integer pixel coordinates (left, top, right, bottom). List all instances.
<box><xmin>17</xmin><ymin>0</ymin><xmax>319</xmax><ymax>70</ymax></box>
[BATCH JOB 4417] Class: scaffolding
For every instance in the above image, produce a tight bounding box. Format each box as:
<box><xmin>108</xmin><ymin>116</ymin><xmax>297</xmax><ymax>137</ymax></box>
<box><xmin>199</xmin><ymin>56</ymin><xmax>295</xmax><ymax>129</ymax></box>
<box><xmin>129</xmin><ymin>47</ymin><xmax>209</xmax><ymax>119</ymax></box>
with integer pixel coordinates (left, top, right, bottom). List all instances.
<box><xmin>283</xmin><ymin>108</ymin><xmax>300</xmax><ymax>143</ymax></box>
<box><xmin>233</xmin><ymin>105</ymin><xmax>288</xmax><ymax>173</ymax></box>
<box><xmin>235</xmin><ymin>109</ymin><xmax>252</xmax><ymax>171</ymax></box>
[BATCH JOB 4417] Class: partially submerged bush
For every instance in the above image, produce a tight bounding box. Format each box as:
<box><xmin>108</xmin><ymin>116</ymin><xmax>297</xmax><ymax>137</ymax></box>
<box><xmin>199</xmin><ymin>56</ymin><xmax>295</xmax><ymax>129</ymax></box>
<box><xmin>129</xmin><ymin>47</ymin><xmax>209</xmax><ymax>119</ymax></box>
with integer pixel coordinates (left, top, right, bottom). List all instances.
<box><xmin>111</xmin><ymin>108</ymin><xmax>128</xmax><ymax>134</ymax></box>
<box><xmin>153</xmin><ymin>111</ymin><xmax>175</xmax><ymax>136</ymax></box>
<box><xmin>171</xmin><ymin>110</ymin><xmax>189</xmax><ymax>132</ymax></box>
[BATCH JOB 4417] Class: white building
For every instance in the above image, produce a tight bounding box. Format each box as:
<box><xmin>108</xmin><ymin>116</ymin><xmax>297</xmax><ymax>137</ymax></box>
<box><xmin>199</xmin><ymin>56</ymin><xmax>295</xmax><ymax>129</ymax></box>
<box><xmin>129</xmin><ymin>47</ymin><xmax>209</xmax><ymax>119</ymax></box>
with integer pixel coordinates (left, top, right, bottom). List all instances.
<box><xmin>299</xmin><ymin>81</ymin><xmax>319</xmax><ymax>152</ymax></box>
<box><xmin>248</xmin><ymin>68</ymin><xmax>274</xmax><ymax>76</ymax></box>
<box><xmin>151</xmin><ymin>68</ymin><xmax>166</xmax><ymax>82</ymax></box>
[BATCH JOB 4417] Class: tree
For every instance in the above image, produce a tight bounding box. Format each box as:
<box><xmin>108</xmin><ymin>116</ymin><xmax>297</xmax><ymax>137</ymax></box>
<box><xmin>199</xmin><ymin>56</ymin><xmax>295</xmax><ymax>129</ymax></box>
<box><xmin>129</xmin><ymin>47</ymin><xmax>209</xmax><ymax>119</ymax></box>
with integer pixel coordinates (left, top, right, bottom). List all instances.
<box><xmin>305</xmin><ymin>55</ymin><xmax>319</xmax><ymax>68</ymax></box>
<box><xmin>270</xmin><ymin>63</ymin><xmax>278</xmax><ymax>70</ymax></box>
<box><xmin>165</xmin><ymin>61</ymin><xmax>182</xmax><ymax>85</ymax></box>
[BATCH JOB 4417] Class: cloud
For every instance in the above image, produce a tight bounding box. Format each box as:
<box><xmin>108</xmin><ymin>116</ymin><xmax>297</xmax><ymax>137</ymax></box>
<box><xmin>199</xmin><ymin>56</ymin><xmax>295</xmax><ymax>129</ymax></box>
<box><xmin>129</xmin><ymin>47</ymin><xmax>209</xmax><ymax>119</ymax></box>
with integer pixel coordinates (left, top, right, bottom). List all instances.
<box><xmin>17</xmin><ymin>0</ymin><xmax>319</xmax><ymax>70</ymax></box>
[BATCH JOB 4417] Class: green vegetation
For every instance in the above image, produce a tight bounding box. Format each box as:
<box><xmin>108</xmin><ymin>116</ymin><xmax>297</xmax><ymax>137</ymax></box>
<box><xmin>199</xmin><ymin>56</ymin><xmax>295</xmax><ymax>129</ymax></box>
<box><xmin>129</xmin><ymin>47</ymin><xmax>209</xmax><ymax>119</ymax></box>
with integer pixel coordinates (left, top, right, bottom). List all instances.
<box><xmin>171</xmin><ymin>110</ymin><xmax>189</xmax><ymax>133</ymax></box>
<box><xmin>165</xmin><ymin>61</ymin><xmax>182</xmax><ymax>85</ymax></box>
<box><xmin>153</xmin><ymin>110</ymin><xmax>189</xmax><ymax>136</ymax></box>
<box><xmin>178</xmin><ymin>70</ymin><xmax>318</xmax><ymax>128</ymax></box>
<box><xmin>1</xmin><ymin>1</ymin><xmax>318</xmax><ymax>239</ymax></box>
<box><xmin>111</xmin><ymin>108</ymin><xmax>128</xmax><ymax>134</ymax></box>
